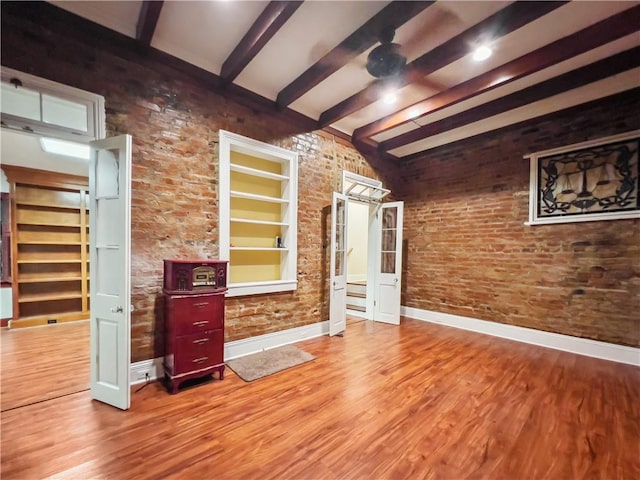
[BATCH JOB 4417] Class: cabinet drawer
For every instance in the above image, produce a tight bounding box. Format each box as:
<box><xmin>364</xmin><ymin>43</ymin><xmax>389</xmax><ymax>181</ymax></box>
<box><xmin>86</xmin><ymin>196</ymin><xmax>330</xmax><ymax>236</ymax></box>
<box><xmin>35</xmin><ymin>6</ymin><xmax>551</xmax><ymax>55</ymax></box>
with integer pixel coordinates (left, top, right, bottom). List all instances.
<box><xmin>167</xmin><ymin>294</ymin><xmax>224</xmax><ymax>336</ymax></box>
<box><xmin>173</xmin><ymin>330</ymin><xmax>224</xmax><ymax>374</ymax></box>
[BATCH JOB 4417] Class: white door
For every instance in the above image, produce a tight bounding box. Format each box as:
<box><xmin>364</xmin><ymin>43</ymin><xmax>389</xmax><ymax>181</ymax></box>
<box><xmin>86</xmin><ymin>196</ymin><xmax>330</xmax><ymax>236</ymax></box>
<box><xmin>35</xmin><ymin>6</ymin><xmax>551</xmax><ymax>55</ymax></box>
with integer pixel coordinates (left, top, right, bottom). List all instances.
<box><xmin>89</xmin><ymin>135</ymin><xmax>132</xmax><ymax>410</ymax></box>
<box><xmin>329</xmin><ymin>192</ymin><xmax>348</xmax><ymax>336</ymax></box>
<box><xmin>374</xmin><ymin>201</ymin><xmax>404</xmax><ymax>325</ymax></box>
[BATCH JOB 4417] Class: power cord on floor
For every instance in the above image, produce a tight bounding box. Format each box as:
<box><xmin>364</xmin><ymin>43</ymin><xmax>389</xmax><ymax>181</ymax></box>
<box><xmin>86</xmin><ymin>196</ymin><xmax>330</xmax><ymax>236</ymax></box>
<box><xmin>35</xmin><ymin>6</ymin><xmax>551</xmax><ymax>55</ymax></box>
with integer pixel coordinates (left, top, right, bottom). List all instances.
<box><xmin>135</xmin><ymin>372</ymin><xmax>151</xmax><ymax>393</ymax></box>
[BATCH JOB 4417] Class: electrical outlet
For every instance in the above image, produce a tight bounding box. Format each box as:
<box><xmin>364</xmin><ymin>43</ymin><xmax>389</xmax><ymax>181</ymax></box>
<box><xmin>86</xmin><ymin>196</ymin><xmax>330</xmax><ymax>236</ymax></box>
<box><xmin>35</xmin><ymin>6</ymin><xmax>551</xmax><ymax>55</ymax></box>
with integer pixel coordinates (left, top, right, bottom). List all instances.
<box><xmin>145</xmin><ymin>372</ymin><xmax>150</xmax><ymax>382</ymax></box>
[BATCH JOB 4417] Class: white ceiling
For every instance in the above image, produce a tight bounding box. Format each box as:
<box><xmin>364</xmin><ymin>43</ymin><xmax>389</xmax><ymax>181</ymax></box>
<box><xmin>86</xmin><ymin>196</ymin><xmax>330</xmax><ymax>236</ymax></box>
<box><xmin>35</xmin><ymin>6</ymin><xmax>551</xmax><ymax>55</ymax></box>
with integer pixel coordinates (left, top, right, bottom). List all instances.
<box><xmin>0</xmin><ymin>129</ymin><xmax>89</xmax><ymax>177</ymax></box>
<box><xmin>46</xmin><ymin>0</ymin><xmax>640</xmax><ymax>160</ymax></box>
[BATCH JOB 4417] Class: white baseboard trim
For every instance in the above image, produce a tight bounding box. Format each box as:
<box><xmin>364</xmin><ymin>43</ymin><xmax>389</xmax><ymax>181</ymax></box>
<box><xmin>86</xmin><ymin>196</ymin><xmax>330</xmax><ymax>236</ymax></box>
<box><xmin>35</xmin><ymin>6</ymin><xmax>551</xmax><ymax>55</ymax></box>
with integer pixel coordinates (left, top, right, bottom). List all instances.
<box><xmin>346</xmin><ymin>309</ymin><xmax>368</xmax><ymax>319</ymax></box>
<box><xmin>130</xmin><ymin>321</ymin><xmax>330</xmax><ymax>385</ymax></box>
<box><xmin>130</xmin><ymin>357</ymin><xmax>164</xmax><ymax>385</ymax></box>
<box><xmin>402</xmin><ymin>306</ymin><xmax>640</xmax><ymax>367</ymax></box>
<box><xmin>224</xmin><ymin>321</ymin><xmax>329</xmax><ymax>360</ymax></box>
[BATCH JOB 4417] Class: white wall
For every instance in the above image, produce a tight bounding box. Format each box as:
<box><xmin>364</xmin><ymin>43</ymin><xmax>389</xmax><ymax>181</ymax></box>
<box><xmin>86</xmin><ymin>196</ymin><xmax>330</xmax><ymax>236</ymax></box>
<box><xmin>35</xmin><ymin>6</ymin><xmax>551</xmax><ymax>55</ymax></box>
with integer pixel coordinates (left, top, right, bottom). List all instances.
<box><xmin>1</xmin><ymin>170</ymin><xmax>11</xmax><ymax>321</ymax></box>
<box><xmin>347</xmin><ymin>201</ymin><xmax>368</xmax><ymax>282</ymax></box>
<box><xmin>1</xmin><ymin>169</ymin><xmax>9</xmax><ymax>193</ymax></box>
<box><xmin>0</xmin><ymin>287</ymin><xmax>12</xmax><ymax>320</ymax></box>
<box><xmin>1</xmin><ymin>129</ymin><xmax>89</xmax><ymax>176</ymax></box>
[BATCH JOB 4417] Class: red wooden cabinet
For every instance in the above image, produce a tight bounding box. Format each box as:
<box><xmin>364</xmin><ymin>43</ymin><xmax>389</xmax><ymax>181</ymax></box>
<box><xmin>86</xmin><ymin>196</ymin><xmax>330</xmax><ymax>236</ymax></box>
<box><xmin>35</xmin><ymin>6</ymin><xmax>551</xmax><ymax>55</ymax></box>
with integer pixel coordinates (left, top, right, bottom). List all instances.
<box><xmin>164</xmin><ymin>259</ymin><xmax>228</xmax><ymax>393</ymax></box>
<box><xmin>164</xmin><ymin>291</ymin><xmax>226</xmax><ymax>393</ymax></box>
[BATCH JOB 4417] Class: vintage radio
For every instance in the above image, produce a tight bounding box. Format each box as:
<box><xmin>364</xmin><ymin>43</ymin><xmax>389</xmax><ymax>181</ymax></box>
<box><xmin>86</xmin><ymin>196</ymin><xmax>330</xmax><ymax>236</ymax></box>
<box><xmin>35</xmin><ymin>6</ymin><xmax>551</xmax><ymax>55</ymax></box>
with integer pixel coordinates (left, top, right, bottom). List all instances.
<box><xmin>163</xmin><ymin>259</ymin><xmax>228</xmax><ymax>294</ymax></box>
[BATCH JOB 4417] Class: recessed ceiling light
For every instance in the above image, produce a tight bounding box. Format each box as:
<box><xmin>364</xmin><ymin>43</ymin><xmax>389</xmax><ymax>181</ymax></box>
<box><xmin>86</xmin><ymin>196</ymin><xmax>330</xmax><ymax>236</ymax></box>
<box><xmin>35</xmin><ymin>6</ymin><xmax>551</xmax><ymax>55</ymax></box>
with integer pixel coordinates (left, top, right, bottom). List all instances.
<box><xmin>472</xmin><ymin>45</ymin><xmax>492</xmax><ymax>62</ymax></box>
<box><xmin>383</xmin><ymin>91</ymin><xmax>397</xmax><ymax>104</ymax></box>
<box><xmin>40</xmin><ymin>137</ymin><xmax>90</xmax><ymax>160</ymax></box>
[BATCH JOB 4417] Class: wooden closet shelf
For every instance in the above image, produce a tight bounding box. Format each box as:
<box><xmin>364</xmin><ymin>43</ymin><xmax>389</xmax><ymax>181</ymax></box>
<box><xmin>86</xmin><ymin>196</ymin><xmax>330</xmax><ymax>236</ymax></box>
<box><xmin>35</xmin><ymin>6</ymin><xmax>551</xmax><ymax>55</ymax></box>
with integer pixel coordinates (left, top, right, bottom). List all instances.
<box><xmin>18</xmin><ymin>276</ymin><xmax>83</xmax><ymax>284</ymax></box>
<box><xmin>17</xmin><ymin>221</ymin><xmax>83</xmax><ymax>227</ymax></box>
<box><xmin>12</xmin><ymin>311</ymin><xmax>89</xmax><ymax>327</ymax></box>
<box><xmin>18</xmin><ymin>292</ymin><xmax>84</xmax><ymax>303</ymax></box>
<box><xmin>7</xmin><ymin>168</ymin><xmax>91</xmax><ymax>324</ymax></box>
<box><xmin>15</xmin><ymin>200</ymin><xmax>84</xmax><ymax>210</ymax></box>
<box><xmin>18</xmin><ymin>241</ymin><xmax>84</xmax><ymax>245</ymax></box>
<box><xmin>18</xmin><ymin>259</ymin><xmax>85</xmax><ymax>264</ymax></box>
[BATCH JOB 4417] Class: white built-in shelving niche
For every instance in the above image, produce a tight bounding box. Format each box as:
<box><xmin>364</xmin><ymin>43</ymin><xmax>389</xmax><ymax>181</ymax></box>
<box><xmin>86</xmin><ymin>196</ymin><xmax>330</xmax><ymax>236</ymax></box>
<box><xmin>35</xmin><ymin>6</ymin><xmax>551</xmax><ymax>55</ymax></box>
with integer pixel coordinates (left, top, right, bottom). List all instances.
<box><xmin>218</xmin><ymin>130</ymin><xmax>298</xmax><ymax>297</ymax></box>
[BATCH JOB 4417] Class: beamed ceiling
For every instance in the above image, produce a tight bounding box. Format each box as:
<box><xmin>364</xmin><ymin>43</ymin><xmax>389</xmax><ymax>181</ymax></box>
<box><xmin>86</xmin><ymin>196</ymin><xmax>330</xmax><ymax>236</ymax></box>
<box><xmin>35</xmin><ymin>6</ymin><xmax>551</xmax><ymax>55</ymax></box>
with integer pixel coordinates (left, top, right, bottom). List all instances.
<box><xmin>34</xmin><ymin>1</ymin><xmax>640</xmax><ymax>160</ymax></box>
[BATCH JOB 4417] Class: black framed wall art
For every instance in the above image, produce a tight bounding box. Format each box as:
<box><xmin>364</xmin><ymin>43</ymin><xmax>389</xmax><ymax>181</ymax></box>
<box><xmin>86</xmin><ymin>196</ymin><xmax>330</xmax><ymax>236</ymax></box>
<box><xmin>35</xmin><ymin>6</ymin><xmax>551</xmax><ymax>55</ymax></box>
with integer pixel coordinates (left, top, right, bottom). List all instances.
<box><xmin>526</xmin><ymin>130</ymin><xmax>639</xmax><ymax>225</ymax></box>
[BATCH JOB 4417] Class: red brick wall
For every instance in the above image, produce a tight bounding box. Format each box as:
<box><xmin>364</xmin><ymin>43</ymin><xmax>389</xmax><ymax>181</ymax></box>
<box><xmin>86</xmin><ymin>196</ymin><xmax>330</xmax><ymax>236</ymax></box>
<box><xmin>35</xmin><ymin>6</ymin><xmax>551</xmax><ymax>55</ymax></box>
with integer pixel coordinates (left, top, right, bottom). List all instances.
<box><xmin>2</xmin><ymin>4</ymin><xmax>638</xmax><ymax>360</ymax></box>
<box><xmin>1</xmin><ymin>5</ymin><xmax>396</xmax><ymax>361</ymax></box>
<box><xmin>399</xmin><ymin>90</ymin><xmax>640</xmax><ymax>347</ymax></box>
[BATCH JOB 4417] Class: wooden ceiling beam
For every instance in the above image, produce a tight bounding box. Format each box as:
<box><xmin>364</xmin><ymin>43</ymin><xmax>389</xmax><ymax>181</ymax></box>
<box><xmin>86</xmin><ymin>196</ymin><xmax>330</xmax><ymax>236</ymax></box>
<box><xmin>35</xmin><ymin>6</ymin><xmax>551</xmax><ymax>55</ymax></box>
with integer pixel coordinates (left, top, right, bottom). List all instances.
<box><xmin>276</xmin><ymin>1</ymin><xmax>434</xmax><ymax>109</ymax></box>
<box><xmin>136</xmin><ymin>1</ymin><xmax>164</xmax><ymax>46</ymax></box>
<box><xmin>353</xmin><ymin>5</ymin><xmax>640</xmax><ymax>141</ymax></box>
<box><xmin>318</xmin><ymin>1</ymin><xmax>567</xmax><ymax>128</ymax></box>
<box><xmin>220</xmin><ymin>1</ymin><xmax>302</xmax><ymax>83</ymax></box>
<box><xmin>1</xmin><ymin>1</ymin><xmax>353</xmax><ymax>145</ymax></box>
<box><xmin>383</xmin><ymin>47</ymin><xmax>640</xmax><ymax>157</ymax></box>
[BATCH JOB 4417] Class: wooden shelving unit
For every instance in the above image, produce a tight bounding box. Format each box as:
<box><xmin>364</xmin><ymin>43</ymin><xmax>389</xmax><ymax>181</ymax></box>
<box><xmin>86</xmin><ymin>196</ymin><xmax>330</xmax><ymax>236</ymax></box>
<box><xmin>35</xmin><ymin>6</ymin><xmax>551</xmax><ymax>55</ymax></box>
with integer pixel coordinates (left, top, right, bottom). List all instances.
<box><xmin>3</xmin><ymin>166</ymin><xmax>90</xmax><ymax>328</ymax></box>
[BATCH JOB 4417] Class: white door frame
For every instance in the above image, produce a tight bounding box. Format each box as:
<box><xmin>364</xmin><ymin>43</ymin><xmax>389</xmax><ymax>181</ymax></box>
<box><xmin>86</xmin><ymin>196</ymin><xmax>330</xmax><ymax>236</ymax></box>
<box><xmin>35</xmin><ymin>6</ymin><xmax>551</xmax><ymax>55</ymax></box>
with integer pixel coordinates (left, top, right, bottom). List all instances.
<box><xmin>373</xmin><ymin>201</ymin><xmax>404</xmax><ymax>325</ymax></box>
<box><xmin>329</xmin><ymin>191</ymin><xmax>348</xmax><ymax>336</ymax></box>
<box><xmin>342</xmin><ymin>171</ymin><xmax>385</xmax><ymax>320</ymax></box>
<box><xmin>1</xmin><ymin>68</ymin><xmax>133</xmax><ymax>409</ymax></box>
<box><xmin>89</xmin><ymin>135</ymin><xmax>132</xmax><ymax>410</ymax></box>
<box><xmin>341</xmin><ymin>171</ymin><xmax>403</xmax><ymax>325</ymax></box>
<box><xmin>1</xmin><ymin>66</ymin><xmax>105</xmax><ymax>141</ymax></box>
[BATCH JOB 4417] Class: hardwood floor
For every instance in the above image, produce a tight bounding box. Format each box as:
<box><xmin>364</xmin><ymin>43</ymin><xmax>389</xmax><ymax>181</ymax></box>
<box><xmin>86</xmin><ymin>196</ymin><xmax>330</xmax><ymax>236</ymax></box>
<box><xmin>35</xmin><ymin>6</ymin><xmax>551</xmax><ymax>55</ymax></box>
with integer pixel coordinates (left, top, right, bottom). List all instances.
<box><xmin>0</xmin><ymin>321</ymin><xmax>90</xmax><ymax>412</ymax></box>
<box><xmin>346</xmin><ymin>314</ymin><xmax>365</xmax><ymax>326</ymax></box>
<box><xmin>1</xmin><ymin>318</ymin><xmax>638</xmax><ymax>479</ymax></box>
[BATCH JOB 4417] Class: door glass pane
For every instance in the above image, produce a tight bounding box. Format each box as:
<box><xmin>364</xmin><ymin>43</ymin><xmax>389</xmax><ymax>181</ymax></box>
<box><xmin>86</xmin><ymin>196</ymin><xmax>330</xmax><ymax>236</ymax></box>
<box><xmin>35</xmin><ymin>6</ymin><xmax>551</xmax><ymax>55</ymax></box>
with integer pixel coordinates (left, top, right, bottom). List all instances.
<box><xmin>96</xmin><ymin>150</ymin><xmax>119</xmax><ymax>198</ymax></box>
<box><xmin>383</xmin><ymin>207</ymin><xmax>397</xmax><ymax>229</ymax></box>
<box><xmin>381</xmin><ymin>252</ymin><xmax>396</xmax><ymax>274</ymax></box>
<box><xmin>334</xmin><ymin>198</ymin><xmax>345</xmax><ymax>276</ymax></box>
<box><xmin>334</xmin><ymin>253</ymin><xmax>344</xmax><ymax>277</ymax></box>
<box><xmin>381</xmin><ymin>230</ymin><xmax>396</xmax><ymax>251</ymax></box>
<box><xmin>1</xmin><ymin>83</ymin><xmax>40</xmax><ymax>120</ymax></box>
<box><xmin>42</xmin><ymin>94</ymin><xmax>89</xmax><ymax>132</ymax></box>
<box><xmin>380</xmin><ymin>205</ymin><xmax>398</xmax><ymax>274</ymax></box>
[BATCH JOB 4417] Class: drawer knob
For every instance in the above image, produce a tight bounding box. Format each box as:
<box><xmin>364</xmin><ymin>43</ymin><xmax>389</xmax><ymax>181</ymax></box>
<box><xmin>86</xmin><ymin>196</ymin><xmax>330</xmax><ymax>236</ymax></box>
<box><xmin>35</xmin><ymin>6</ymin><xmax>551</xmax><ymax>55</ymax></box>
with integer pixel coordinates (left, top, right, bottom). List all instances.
<box><xmin>192</xmin><ymin>321</ymin><xmax>208</xmax><ymax>327</ymax></box>
<box><xmin>193</xmin><ymin>338</ymin><xmax>209</xmax><ymax>345</ymax></box>
<box><xmin>192</xmin><ymin>357</ymin><xmax>208</xmax><ymax>364</ymax></box>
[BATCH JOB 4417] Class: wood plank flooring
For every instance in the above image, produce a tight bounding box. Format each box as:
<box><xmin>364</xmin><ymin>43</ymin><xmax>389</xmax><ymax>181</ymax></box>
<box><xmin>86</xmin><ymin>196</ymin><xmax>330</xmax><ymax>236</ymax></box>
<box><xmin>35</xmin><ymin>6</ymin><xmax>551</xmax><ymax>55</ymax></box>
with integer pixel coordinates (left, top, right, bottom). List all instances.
<box><xmin>0</xmin><ymin>321</ymin><xmax>90</xmax><ymax>412</ymax></box>
<box><xmin>1</xmin><ymin>318</ymin><xmax>638</xmax><ymax>479</ymax></box>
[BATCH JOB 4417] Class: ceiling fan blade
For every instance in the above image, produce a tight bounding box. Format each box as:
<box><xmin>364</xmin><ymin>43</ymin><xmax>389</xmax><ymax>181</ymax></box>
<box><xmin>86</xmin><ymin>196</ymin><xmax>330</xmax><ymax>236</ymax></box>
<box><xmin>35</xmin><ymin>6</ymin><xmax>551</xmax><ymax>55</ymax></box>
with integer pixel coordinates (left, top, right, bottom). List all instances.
<box><xmin>398</xmin><ymin>3</ymin><xmax>463</xmax><ymax>60</ymax></box>
<box><xmin>413</xmin><ymin>75</ymin><xmax>447</xmax><ymax>93</ymax></box>
<box><xmin>309</xmin><ymin>43</ymin><xmax>368</xmax><ymax>70</ymax></box>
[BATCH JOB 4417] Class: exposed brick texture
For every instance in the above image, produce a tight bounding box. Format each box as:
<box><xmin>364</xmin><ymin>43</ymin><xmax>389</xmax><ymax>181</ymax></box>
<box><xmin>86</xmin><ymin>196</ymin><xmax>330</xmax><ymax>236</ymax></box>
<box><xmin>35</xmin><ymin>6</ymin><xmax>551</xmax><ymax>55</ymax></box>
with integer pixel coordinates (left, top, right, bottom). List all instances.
<box><xmin>1</xmin><ymin>3</ymin><xmax>396</xmax><ymax>361</ymax></box>
<box><xmin>399</xmin><ymin>90</ymin><xmax>640</xmax><ymax>347</ymax></box>
<box><xmin>2</xmin><ymin>3</ymin><xmax>638</xmax><ymax>361</ymax></box>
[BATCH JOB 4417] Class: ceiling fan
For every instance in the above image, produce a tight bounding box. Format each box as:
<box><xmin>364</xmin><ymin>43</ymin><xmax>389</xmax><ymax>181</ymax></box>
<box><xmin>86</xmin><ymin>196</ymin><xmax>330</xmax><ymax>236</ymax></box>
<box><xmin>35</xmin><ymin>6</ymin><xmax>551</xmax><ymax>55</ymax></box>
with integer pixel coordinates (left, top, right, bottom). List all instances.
<box><xmin>366</xmin><ymin>26</ymin><xmax>407</xmax><ymax>79</ymax></box>
<box><xmin>362</xmin><ymin>6</ymin><xmax>459</xmax><ymax>93</ymax></box>
<box><xmin>305</xmin><ymin>4</ymin><xmax>460</xmax><ymax>92</ymax></box>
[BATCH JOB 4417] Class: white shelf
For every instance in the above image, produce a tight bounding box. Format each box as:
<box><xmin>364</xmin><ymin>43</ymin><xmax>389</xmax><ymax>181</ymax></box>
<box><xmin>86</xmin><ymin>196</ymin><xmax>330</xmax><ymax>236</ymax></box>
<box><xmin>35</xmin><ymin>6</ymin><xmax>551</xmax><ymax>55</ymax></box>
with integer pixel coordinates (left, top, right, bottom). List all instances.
<box><xmin>230</xmin><ymin>217</ymin><xmax>288</xmax><ymax>227</ymax></box>
<box><xmin>226</xmin><ymin>279</ymin><xmax>298</xmax><ymax>297</ymax></box>
<box><xmin>230</xmin><ymin>247</ymin><xmax>288</xmax><ymax>251</ymax></box>
<box><xmin>230</xmin><ymin>163</ymin><xmax>289</xmax><ymax>181</ymax></box>
<box><xmin>220</xmin><ymin>130</ymin><xmax>298</xmax><ymax>297</ymax></box>
<box><xmin>230</xmin><ymin>190</ymin><xmax>288</xmax><ymax>204</ymax></box>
